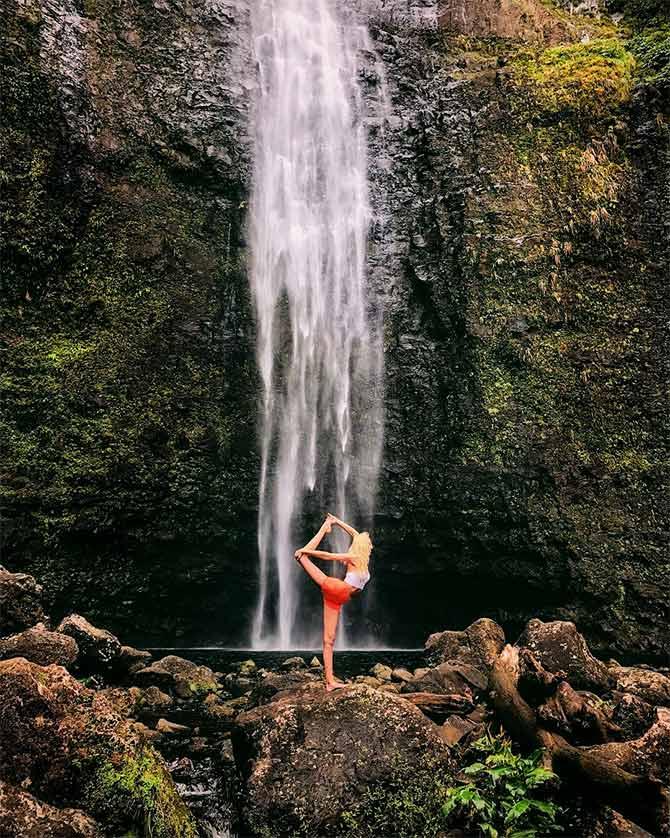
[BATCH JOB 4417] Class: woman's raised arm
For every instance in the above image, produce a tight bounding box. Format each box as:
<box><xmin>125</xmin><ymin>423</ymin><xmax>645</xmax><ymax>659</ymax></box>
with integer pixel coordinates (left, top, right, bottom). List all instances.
<box><xmin>296</xmin><ymin>548</ymin><xmax>357</xmax><ymax>568</ymax></box>
<box><xmin>326</xmin><ymin>512</ymin><xmax>359</xmax><ymax>539</ymax></box>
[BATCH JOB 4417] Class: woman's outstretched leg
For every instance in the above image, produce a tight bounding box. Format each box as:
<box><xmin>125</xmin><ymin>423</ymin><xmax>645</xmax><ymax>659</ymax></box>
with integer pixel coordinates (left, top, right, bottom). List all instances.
<box><xmin>323</xmin><ymin>603</ymin><xmax>345</xmax><ymax>690</ymax></box>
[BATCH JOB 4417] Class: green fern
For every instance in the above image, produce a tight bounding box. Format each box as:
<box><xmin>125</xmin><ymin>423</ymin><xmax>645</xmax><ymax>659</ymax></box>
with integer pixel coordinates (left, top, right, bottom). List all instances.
<box><xmin>443</xmin><ymin>730</ymin><xmax>562</xmax><ymax>838</ymax></box>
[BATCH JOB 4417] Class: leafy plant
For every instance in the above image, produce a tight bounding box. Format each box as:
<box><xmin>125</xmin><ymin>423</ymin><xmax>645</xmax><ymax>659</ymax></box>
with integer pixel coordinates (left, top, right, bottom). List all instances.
<box><xmin>442</xmin><ymin>730</ymin><xmax>562</xmax><ymax>838</ymax></box>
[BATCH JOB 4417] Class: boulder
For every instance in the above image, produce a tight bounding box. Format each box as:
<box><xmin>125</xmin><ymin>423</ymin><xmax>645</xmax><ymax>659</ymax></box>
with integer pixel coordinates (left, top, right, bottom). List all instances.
<box><xmin>223</xmin><ymin>672</ymin><xmax>255</xmax><ymax>697</ymax></box>
<box><xmin>280</xmin><ymin>656</ymin><xmax>306</xmax><ymax>669</ymax></box>
<box><xmin>587</xmin><ymin>708</ymin><xmax>670</xmax><ymax>783</ymax></box>
<box><xmin>0</xmin><ymin>566</ymin><xmax>47</xmax><ymax>635</ymax></box>
<box><xmin>438</xmin><ymin>715</ymin><xmax>479</xmax><ymax>747</ymax></box>
<box><xmin>425</xmin><ymin>619</ymin><xmax>505</xmax><ymax>673</ymax></box>
<box><xmin>309</xmin><ymin>656</ymin><xmax>322</xmax><ymax>668</ymax></box>
<box><xmin>370</xmin><ymin>663</ymin><xmax>393</xmax><ymax>681</ymax></box>
<box><xmin>0</xmin><ymin>780</ymin><xmax>102</xmax><ymax>837</ymax></box>
<box><xmin>56</xmin><ymin>615</ymin><xmax>121</xmax><ymax>674</ymax></box>
<box><xmin>0</xmin><ymin>624</ymin><xmax>78</xmax><ymax>668</ymax></box>
<box><xmin>391</xmin><ymin>667</ymin><xmax>414</xmax><ymax>683</ymax></box>
<box><xmin>114</xmin><ymin>646</ymin><xmax>151</xmax><ymax>677</ymax></box>
<box><xmin>611</xmin><ymin>692</ymin><xmax>656</xmax><ymax>740</ymax></box>
<box><xmin>518</xmin><ymin>619</ymin><xmax>613</xmax><ymax>692</ymax></box>
<box><xmin>610</xmin><ymin>666</ymin><xmax>670</xmax><ymax>707</ymax></box>
<box><xmin>237</xmin><ymin>658</ymin><xmax>257</xmax><ymax>676</ymax></box>
<box><xmin>132</xmin><ymin>655</ymin><xmax>219</xmax><ymax>699</ymax></box>
<box><xmin>401</xmin><ymin>661</ymin><xmax>487</xmax><ymax>696</ymax></box>
<box><xmin>231</xmin><ymin>682</ymin><xmax>453</xmax><ymax>835</ymax></box>
<box><xmin>249</xmin><ymin>670</ymin><xmax>320</xmax><ymax>705</ymax></box>
<box><xmin>0</xmin><ymin>658</ymin><xmax>196</xmax><ymax>836</ymax></box>
<box><xmin>156</xmin><ymin>718</ymin><xmax>190</xmax><ymax>736</ymax></box>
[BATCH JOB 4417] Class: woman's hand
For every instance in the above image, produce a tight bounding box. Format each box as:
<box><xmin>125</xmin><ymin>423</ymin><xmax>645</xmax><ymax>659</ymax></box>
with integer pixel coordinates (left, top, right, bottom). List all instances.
<box><xmin>294</xmin><ymin>549</ymin><xmax>304</xmax><ymax>559</ymax></box>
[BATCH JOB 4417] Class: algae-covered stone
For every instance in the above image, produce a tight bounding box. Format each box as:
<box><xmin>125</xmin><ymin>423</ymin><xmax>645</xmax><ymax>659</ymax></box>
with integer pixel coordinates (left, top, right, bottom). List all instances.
<box><xmin>133</xmin><ymin>655</ymin><xmax>219</xmax><ymax>699</ymax></box>
<box><xmin>0</xmin><ymin>658</ymin><xmax>196</xmax><ymax>837</ymax></box>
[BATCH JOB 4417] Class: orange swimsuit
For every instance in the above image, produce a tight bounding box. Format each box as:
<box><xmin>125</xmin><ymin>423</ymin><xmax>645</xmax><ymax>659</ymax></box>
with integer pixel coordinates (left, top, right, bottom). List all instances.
<box><xmin>321</xmin><ymin>576</ymin><xmax>355</xmax><ymax>612</ymax></box>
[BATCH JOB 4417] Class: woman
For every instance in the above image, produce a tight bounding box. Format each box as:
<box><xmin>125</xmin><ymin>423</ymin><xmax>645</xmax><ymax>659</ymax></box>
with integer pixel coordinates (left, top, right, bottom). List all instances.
<box><xmin>294</xmin><ymin>512</ymin><xmax>373</xmax><ymax>691</ymax></box>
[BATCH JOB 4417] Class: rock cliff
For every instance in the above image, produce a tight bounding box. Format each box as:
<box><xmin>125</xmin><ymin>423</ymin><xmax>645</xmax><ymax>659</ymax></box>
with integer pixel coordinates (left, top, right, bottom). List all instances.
<box><xmin>1</xmin><ymin>0</ymin><xmax>668</xmax><ymax>654</ymax></box>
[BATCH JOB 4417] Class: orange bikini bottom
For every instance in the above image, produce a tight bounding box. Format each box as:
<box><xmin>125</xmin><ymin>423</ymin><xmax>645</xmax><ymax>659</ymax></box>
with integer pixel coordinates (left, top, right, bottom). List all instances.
<box><xmin>321</xmin><ymin>577</ymin><xmax>354</xmax><ymax>611</ymax></box>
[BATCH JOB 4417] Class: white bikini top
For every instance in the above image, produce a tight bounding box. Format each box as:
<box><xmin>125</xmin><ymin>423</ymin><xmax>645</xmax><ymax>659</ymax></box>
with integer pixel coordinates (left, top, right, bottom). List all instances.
<box><xmin>344</xmin><ymin>568</ymin><xmax>370</xmax><ymax>590</ymax></box>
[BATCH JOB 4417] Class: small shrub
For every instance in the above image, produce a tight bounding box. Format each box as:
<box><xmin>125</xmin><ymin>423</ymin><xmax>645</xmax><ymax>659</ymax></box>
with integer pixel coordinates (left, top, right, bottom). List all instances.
<box><xmin>443</xmin><ymin>730</ymin><xmax>562</xmax><ymax>838</ymax></box>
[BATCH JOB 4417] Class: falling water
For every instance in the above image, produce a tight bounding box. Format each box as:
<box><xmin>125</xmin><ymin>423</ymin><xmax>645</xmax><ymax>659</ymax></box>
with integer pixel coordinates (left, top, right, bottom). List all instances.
<box><xmin>249</xmin><ymin>0</ymin><xmax>385</xmax><ymax>649</ymax></box>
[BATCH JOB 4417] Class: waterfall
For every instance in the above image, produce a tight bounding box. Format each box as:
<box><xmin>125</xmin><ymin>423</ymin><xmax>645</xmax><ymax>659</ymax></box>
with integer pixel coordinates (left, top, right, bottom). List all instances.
<box><xmin>249</xmin><ymin>0</ymin><xmax>385</xmax><ymax>650</ymax></box>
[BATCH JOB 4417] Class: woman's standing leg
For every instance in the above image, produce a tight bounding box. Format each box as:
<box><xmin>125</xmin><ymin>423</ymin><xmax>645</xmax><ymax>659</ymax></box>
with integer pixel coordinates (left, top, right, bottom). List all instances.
<box><xmin>323</xmin><ymin>603</ymin><xmax>344</xmax><ymax>690</ymax></box>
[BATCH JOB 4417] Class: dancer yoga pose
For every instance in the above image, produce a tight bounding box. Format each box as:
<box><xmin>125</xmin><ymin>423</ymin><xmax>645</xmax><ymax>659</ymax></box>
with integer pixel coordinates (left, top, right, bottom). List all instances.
<box><xmin>294</xmin><ymin>513</ymin><xmax>373</xmax><ymax>691</ymax></box>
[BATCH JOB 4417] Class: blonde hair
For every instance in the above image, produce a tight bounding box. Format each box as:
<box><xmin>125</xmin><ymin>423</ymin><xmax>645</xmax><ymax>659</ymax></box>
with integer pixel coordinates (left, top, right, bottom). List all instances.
<box><xmin>349</xmin><ymin>531</ymin><xmax>373</xmax><ymax>573</ymax></box>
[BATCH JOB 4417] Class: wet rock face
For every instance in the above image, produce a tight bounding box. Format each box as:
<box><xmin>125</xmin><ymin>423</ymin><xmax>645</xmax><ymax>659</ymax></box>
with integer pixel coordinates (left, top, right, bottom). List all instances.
<box><xmin>437</xmin><ymin>0</ymin><xmax>568</xmax><ymax>41</ymax></box>
<box><xmin>2</xmin><ymin>0</ymin><xmax>669</xmax><ymax>656</ymax></box>
<box><xmin>0</xmin><ymin>567</ymin><xmax>47</xmax><ymax>635</ymax></box>
<box><xmin>231</xmin><ymin>682</ymin><xmax>453</xmax><ymax>835</ymax></box>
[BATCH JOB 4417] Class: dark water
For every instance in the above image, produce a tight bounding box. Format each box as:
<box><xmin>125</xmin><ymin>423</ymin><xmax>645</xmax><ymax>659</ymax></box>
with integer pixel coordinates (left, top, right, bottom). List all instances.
<box><xmin>149</xmin><ymin>648</ymin><xmax>427</xmax><ymax>679</ymax></box>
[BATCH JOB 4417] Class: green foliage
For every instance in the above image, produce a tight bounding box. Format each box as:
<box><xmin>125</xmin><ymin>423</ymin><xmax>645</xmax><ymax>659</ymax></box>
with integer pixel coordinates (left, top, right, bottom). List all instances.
<box><xmin>512</xmin><ymin>38</ymin><xmax>636</xmax><ymax>122</ymax></box>
<box><xmin>443</xmin><ymin>732</ymin><xmax>562</xmax><ymax>838</ymax></box>
<box><xmin>630</xmin><ymin>23</ymin><xmax>670</xmax><ymax>89</ymax></box>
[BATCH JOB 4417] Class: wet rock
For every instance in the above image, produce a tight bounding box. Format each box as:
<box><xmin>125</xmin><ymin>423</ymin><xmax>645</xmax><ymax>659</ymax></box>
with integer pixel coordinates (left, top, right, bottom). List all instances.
<box><xmin>156</xmin><ymin>718</ymin><xmax>191</xmax><ymax>736</ymax></box>
<box><xmin>370</xmin><ymin>663</ymin><xmax>393</xmax><ymax>681</ymax></box>
<box><xmin>0</xmin><ymin>780</ymin><xmax>102</xmax><ymax>837</ymax></box>
<box><xmin>232</xmin><ymin>682</ymin><xmax>453</xmax><ymax>835</ymax></box>
<box><xmin>518</xmin><ymin>619</ymin><xmax>613</xmax><ymax>692</ymax></box>
<box><xmin>133</xmin><ymin>655</ymin><xmax>219</xmax><ymax>699</ymax></box>
<box><xmin>56</xmin><ymin>615</ymin><xmax>121</xmax><ymax>675</ymax></box>
<box><xmin>378</xmin><ymin>682</ymin><xmax>402</xmax><ymax>693</ymax></box>
<box><xmin>438</xmin><ymin>715</ymin><xmax>478</xmax><ymax>747</ymax></box>
<box><xmin>114</xmin><ymin>645</ymin><xmax>151</xmax><ymax>677</ymax></box>
<box><xmin>249</xmin><ymin>670</ymin><xmax>320</xmax><ymax>705</ymax></box>
<box><xmin>309</xmin><ymin>656</ymin><xmax>322</xmax><ymax>668</ymax></box>
<box><xmin>611</xmin><ymin>692</ymin><xmax>656</xmax><ymax>740</ymax></box>
<box><xmin>391</xmin><ymin>667</ymin><xmax>414</xmax><ymax>683</ymax></box>
<box><xmin>425</xmin><ymin>619</ymin><xmax>505</xmax><ymax>673</ymax></box>
<box><xmin>237</xmin><ymin>658</ymin><xmax>257</xmax><ymax>676</ymax></box>
<box><xmin>438</xmin><ymin>0</ymin><xmax>568</xmax><ymax>43</ymax></box>
<box><xmin>223</xmin><ymin>672</ymin><xmax>255</xmax><ymax>697</ymax></box>
<box><xmin>0</xmin><ymin>566</ymin><xmax>47</xmax><ymax>635</ymax></box>
<box><xmin>354</xmin><ymin>675</ymin><xmax>383</xmax><ymax>687</ymax></box>
<box><xmin>610</xmin><ymin>666</ymin><xmax>670</xmax><ymax>707</ymax></box>
<box><xmin>413</xmin><ymin>667</ymin><xmax>431</xmax><ymax>678</ymax></box>
<box><xmin>608</xmin><ymin>810</ymin><xmax>655</xmax><ymax>837</ymax></box>
<box><xmin>0</xmin><ymin>623</ymin><xmax>78</xmax><ymax>668</ymax></box>
<box><xmin>402</xmin><ymin>661</ymin><xmax>487</xmax><ymax>697</ymax></box>
<box><xmin>0</xmin><ymin>658</ymin><xmax>196</xmax><ymax>836</ymax></box>
<box><xmin>280</xmin><ymin>656</ymin><xmax>306</xmax><ymax>669</ymax></box>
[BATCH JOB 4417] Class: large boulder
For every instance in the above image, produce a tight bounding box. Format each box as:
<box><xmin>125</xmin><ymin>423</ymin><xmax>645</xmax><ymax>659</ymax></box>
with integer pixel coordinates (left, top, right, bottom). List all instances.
<box><xmin>231</xmin><ymin>682</ymin><xmax>453</xmax><ymax>835</ymax></box>
<box><xmin>610</xmin><ymin>666</ymin><xmax>670</xmax><ymax>708</ymax></box>
<box><xmin>587</xmin><ymin>708</ymin><xmax>670</xmax><ymax>784</ymax></box>
<box><xmin>249</xmin><ymin>669</ymin><xmax>320</xmax><ymax>705</ymax></box>
<box><xmin>0</xmin><ymin>658</ymin><xmax>196</xmax><ymax>837</ymax></box>
<box><xmin>0</xmin><ymin>624</ymin><xmax>78</xmax><ymax>668</ymax></box>
<box><xmin>401</xmin><ymin>661</ymin><xmax>488</xmax><ymax>697</ymax></box>
<box><xmin>133</xmin><ymin>655</ymin><xmax>219</xmax><ymax>699</ymax></box>
<box><xmin>0</xmin><ymin>566</ymin><xmax>47</xmax><ymax>635</ymax></box>
<box><xmin>56</xmin><ymin>615</ymin><xmax>121</xmax><ymax>675</ymax></box>
<box><xmin>518</xmin><ymin>619</ymin><xmax>613</xmax><ymax>692</ymax></box>
<box><xmin>425</xmin><ymin>619</ymin><xmax>506</xmax><ymax>673</ymax></box>
<box><xmin>0</xmin><ymin>780</ymin><xmax>101</xmax><ymax>837</ymax></box>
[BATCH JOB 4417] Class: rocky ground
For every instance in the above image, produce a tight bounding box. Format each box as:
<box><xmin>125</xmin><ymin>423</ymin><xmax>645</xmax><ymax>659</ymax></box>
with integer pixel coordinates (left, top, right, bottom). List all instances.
<box><xmin>2</xmin><ymin>563</ymin><xmax>670</xmax><ymax>837</ymax></box>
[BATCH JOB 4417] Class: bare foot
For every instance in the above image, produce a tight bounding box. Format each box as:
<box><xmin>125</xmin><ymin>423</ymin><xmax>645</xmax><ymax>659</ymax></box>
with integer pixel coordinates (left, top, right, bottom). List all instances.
<box><xmin>325</xmin><ymin>679</ymin><xmax>347</xmax><ymax>692</ymax></box>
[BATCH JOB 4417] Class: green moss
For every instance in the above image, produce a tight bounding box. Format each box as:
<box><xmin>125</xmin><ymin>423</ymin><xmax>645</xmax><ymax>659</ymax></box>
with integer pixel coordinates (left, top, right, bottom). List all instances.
<box><xmin>87</xmin><ymin>746</ymin><xmax>197</xmax><ymax>838</ymax></box>
<box><xmin>512</xmin><ymin>38</ymin><xmax>636</xmax><ymax>121</ymax></box>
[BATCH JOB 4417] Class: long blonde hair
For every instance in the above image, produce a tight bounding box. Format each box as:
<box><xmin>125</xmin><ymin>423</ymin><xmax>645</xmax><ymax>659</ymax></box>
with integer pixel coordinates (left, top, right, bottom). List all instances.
<box><xmin>349</xmin><ymin>531</ymin><xmax>373</xmax><ymax>574</ymax></box>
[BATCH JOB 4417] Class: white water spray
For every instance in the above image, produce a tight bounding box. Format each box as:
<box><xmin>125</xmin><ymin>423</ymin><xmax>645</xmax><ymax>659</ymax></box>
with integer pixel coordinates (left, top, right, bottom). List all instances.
<box><xmin>249</xmin><ymin>0</ymin><xmax>385</xmax><ymax>649</ymax></box>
